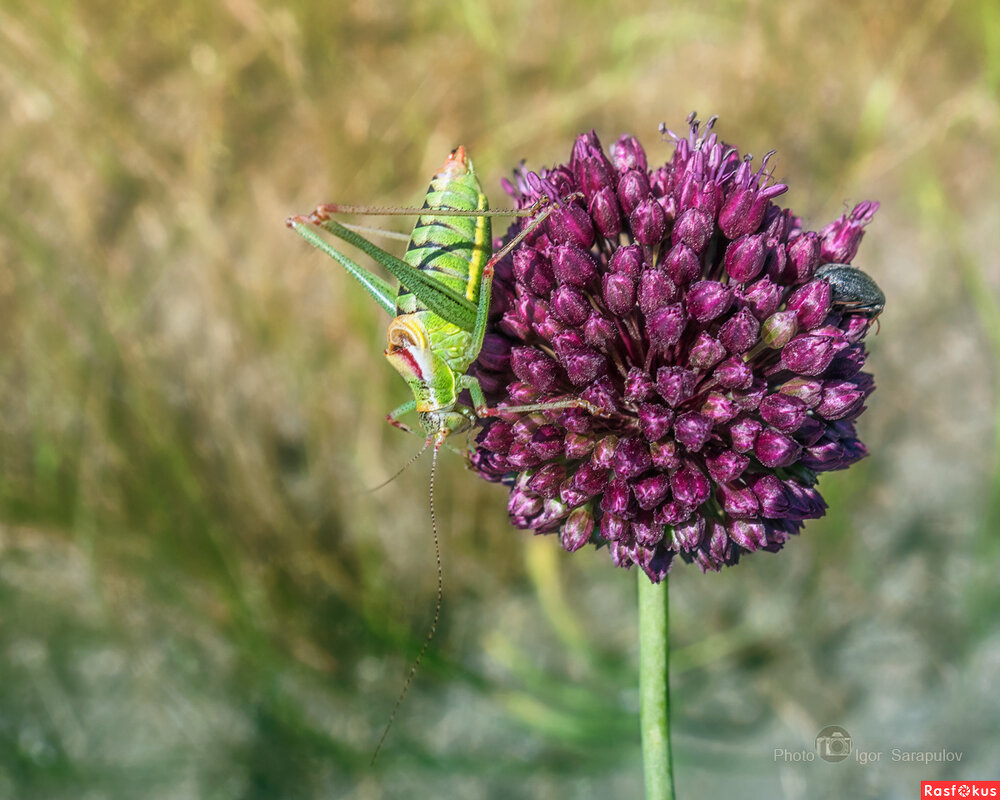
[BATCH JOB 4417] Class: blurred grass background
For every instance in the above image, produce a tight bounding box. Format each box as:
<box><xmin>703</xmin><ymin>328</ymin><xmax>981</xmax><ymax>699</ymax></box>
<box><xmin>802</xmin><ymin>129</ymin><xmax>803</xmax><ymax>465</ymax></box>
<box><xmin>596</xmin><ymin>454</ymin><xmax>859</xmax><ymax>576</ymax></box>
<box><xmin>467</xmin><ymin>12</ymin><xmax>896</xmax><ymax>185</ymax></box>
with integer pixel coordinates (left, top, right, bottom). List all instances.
<box><xmin>1</xmin><ymin>0</ymin><xmax>998</xmax><ymax>798</ymax></box>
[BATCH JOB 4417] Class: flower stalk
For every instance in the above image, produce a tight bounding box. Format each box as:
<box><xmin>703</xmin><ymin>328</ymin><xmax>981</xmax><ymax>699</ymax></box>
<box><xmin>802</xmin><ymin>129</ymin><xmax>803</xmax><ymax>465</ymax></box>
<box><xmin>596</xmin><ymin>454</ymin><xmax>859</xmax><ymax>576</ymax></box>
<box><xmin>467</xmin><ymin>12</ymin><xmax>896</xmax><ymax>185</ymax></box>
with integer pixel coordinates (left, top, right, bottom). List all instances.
<box><xmin>638</xmin><ymin>571</ymin><xmax>675</xmax><ymax>800</ymax></box>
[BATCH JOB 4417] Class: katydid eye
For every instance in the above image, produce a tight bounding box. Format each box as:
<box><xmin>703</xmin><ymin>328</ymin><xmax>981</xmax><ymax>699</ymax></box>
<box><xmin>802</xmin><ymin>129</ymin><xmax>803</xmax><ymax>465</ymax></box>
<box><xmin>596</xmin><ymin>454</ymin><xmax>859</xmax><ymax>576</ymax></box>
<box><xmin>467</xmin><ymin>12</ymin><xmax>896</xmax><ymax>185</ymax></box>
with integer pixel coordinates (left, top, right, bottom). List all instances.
<box><xmin>387</xmin><ymin>327</ymin><xmax>419</xmax><ymax>350</ymax></box>
<box><xmin>386</xmin><ymin>317</ymin><xmax>428</xmax><ymax>352</ymax></box>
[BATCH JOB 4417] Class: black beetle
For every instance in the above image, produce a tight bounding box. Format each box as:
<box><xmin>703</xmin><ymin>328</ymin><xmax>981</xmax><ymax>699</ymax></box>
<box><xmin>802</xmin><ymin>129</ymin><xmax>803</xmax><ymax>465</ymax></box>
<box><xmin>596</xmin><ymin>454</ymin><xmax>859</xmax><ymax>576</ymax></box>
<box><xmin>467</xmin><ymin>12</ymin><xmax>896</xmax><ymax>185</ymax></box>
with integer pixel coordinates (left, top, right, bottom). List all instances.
<box><xmin>815</xmin><ymin>263</ymin><xmax>885</xmax><ymax>329</ymax></box>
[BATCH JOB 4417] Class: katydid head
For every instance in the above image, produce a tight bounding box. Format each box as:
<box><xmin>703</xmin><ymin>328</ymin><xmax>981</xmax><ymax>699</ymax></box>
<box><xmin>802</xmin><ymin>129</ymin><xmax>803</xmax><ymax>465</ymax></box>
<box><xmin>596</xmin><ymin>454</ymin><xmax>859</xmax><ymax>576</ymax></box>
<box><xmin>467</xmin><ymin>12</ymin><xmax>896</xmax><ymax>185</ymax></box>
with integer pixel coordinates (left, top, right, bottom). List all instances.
<box><xmin>384</xmin><ymin>313</ymin><xmax>468</xmax><ymax>428</ymax></box>
<box><xmin>418</xmin><ymin>408</ymin><xmax>473</xmax><ymax>441</ymax></box>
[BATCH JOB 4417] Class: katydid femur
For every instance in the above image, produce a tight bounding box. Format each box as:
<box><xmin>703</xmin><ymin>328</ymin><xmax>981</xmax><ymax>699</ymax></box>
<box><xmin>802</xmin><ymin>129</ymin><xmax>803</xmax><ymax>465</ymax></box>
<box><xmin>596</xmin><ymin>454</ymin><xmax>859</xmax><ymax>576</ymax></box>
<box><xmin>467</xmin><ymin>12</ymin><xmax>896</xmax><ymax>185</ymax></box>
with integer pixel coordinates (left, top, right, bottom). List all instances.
<box><xmin>286</xmin><ymin>147</ymin><xmax>603</xmax><ymax>761</ymax></box>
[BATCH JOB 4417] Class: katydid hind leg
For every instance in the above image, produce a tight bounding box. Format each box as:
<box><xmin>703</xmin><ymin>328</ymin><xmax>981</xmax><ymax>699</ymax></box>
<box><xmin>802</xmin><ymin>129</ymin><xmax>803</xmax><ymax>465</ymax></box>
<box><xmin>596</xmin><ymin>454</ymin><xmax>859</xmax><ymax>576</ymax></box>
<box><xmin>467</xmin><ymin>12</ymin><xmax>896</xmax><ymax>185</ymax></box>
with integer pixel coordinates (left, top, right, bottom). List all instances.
<box><xmin>290</xmin><ymin>194</ymin><xmax>563</xmax><ymax>335</ymax></box>
<box><xmin>311</xmin><ymin>215</ymin><xmax>479</xmax><ymax>332</ymax></box>
<box><xmin>286</xmin><ymin>218</ymin><xmax>398</xmax><ymax>316</ymax></box>
<box><xmin>307</xmin><ymin>197</ymin><xmax>551</xmax><ymax>221</ymax></box>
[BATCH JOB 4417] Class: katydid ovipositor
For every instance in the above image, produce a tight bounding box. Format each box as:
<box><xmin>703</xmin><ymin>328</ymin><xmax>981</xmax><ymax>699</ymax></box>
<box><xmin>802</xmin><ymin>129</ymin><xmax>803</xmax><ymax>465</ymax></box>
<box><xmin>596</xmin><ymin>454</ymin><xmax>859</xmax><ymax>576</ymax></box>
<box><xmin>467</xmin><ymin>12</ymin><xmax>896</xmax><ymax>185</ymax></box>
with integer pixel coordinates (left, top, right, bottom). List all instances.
<box><xmin>286</xmin><ymin>147</ymin><xmax>601</xmax><ymax>759</ymax></box>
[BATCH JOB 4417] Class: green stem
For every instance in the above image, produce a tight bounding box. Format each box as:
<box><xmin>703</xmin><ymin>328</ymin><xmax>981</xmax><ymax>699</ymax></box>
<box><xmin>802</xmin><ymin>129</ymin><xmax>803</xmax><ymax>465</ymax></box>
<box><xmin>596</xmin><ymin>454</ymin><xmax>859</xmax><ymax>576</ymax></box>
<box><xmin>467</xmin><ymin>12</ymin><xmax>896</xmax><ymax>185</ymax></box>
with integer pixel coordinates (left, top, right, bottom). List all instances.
<box><xmin>638</xmin><ymin>571</ymin><xmax>675</xmax><ymax>800</ymax></box>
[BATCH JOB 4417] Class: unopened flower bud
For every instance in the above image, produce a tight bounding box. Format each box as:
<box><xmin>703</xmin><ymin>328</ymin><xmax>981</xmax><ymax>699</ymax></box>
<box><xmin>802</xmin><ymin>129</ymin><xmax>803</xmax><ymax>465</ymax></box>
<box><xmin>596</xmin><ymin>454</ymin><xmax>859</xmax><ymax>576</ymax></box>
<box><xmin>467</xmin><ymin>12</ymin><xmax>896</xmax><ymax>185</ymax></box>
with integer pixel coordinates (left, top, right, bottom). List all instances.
<box><xmin>719</xmin><ymin>482</ymin><xmax>760</xmax><ymax>518</ymax></box>
<box><xmin>571</xmin><ymin>461</ymin><xmax>609</xmax><ymax>497</ymax></box>
<box><xmin>754</xmin><ymin>428</ymin><xmax>803</xmax><ymax>468</ymax></box>
<box><xmin>701</xmin><ymin>392</ymin><xmax>738</xmax><ymax>423</ymax></box>
<box><xmin>638</xmin><ymin>269</ymin><xmax>679</xmax><ymax>315</ymax></box>
<box><xmin>705</xmin><ymin>448</ymin><xmax>750</xmax><ymax>483</ymax></box>
<box><xmin>688</xmin><ymin>333</ymin><xmax>727</xmax><ymax>370</ymax></box>
<box><xmin>786</xmin><ymin>231</ymin><xmax>820</xmax><ymax>283</ymax></box>
<box><xmin>634</xmin><ymin>474</ymin><xmax>671</xmax><ymax>511</ymax></box>
<box><xmin>728</xmin><ymin>519</ymin><xmax>767</xmax><ymax>551</ymax></box>
<box><xmin>671</xmin><ymin>516</ymin><xmax>705</xmax><ymax>550</ymax></box>
<box><xmin>655</xmin><ymin>365</ymin><xmax>697</xmax><ymax>406</ymax></box>
<box><xmin>646</xmin><ymin>303</ymin><xmax>687</xmax><ymax>348</ymax></box>
<box><xmin>624</xmin><ymin>367</ymin><xmax>655</xmax><ymax>404</ymax></box>
<box><xmin>584</xmin><ymin>312</ymin><xmax>616</xmax><ymax>349</ymax></box>
<box><xmin>820</xmin><ymin>201</ymin><xmax>878</xmax><ymax>263</ymax></box>
<box><xmin>786</xmin><ymin>279</ymin><xmax>833</xmax><ymax>330</ymax></box>
<box><xmin>529</xmin><ymin>463</ymin><xmax>566</xmax><ymax>499</ymax></box>
<box><xmin>728</xmin><ymin>416</ymin><xmax>762</xmax><ymax>453</ymax></box>
<box><xmin>816</xmin><ymin>379</ymin><xmax>867</xmax><ymax>420</ymax></box>
<box><xmin>670</xmin><ymin>462</ymin><xmax>711</xmax><ymax>506</ymax></box>
<box><xmin>664</xmin><ymin>244</ymin><xmax>701</xmax><ymax>285</ymax></box>
<box><xmin>628</xmin><ymin>516</ymin><xmax>659</xmax><ymax>548</ymax></box>
<box><xmin>617</xmin><ymin>169</ymin><xmax>651</xmax><ymax>216</ymax></box>
<box><xmin>547</xmin><ymin>204</ymin><xmax>595</xmax><ymax>249</ymax></box>
<box><xmin>780</xmin><ymin>334</ymin><xmax>838</xmax><ymax>376</ymax></box>
<box><xmin>589</xmin><ymin>186</ymin><xmax>623</xmax><ymax>238</ymax></box>
<box><xmin>609</xmin><ymin>244</ymin><xmax>644</xmax><ymax>280</ymax></box>
<box><xmin>724</xmin><ymin>233</ymin><xmax>767</xmax><ymax>283</ymax></box>
<box><xmin>761</xmin><ymin>311</ymin><xmax>799</xmax><ymax>348</ymax></box>
<box><xmin>738</xmin><ymin>276</ymin><xmax>783</xmax><ymax>319</ymax></box>
<box><xmin>551</xmin><ymin>285</ymin><xmax>591</xmax><ymax>326</ymax></box>
<box><xmin>601</xmin><ymin>477</ymin><xmax>633</xmax><ymax>517</ymax></box>
<box><xmin>561</xmin><ymin>347</ymin><xmax>606</xmax><ymax>385</ymax></box>
<box><xmin>513</xmin><ymin>247</ymin><xmax>556</xmax><ymax>297</ymax></box>
<box><xmin>718</xmin><ymin>307</ymin><xmax>760</xmax><ymax>353</ymax></box>
<box><xmin>592</xmin><ymin>435</ymin><xmax>620</xmax><ymax>469</ymax></box>
<box><xmin>614</xmin><ymin>436</ymin><xmax>653</xmax><ymax>479</ymax></box>
<box><xmin>564</xmin><ymin>431</ymin><xmax>596</xmax><ymax>460</ymax></box>
<box><xmin>610</xmin><ymin>134</ymin><xmax>648</xmax><ymax>172</ymax></box>
<box><xmin>511</xmin><ymin>347</ymin><xmax>559</xmax><ymax>392</ymax></box>
<box><xmin>759</xmin><ymin>393</ymin><xmax>808</xmax><ymax>432</ymax></box>
<box><xmin>638</xmin><ymin>403</ymin><xmax>674</xmax><ymax>441</ymax></box>
<box><xmin>778</xmin><ymin>377</ymin><xmax>823</xmax><ymax>407</ymax></box>
<box><xmin>674</xmin><ymin>411</ymin><xmax>713</xmax><ymax>452</ymax></box>
<box><xmin>630</xmin><ymin>197</ymin><xmax>668</xmax><ymax>245</ymax></box>
<box><xmin>714</xmin><ymin>355</ymin><xmax>753</xmax><ymax>389</ymax></box>
<box><xmin>600</xmin><ymin>513</ymin><xmax>629</xmax><ymax>542</ymax></box>
<box><xmin>650</xmin><ymin>440</ymin><xmax>681</xmax><ymax>470</ymax></box>
<box><xmin>686</xmin><ymin>280</ymin><xmax>733</xmax><ymax>323</ymax></box>
<box><xmin>560</xmin><ymin>506</ymin><xmax>595</xmax><ymax>552</ymax></box>
<box><xmin>552</xmin><ymin>244</ymin><xmax>599</xmax><ymax>287</ymax></box>
<box><xmin>671</xmin><ymin>208</ymin><xmax>713</xmax><ymax>253</ymax></box>
<box><xmin>602</xmin><ymin>272</ymin><xmax>637</xmax><ymax>316</ymax></box>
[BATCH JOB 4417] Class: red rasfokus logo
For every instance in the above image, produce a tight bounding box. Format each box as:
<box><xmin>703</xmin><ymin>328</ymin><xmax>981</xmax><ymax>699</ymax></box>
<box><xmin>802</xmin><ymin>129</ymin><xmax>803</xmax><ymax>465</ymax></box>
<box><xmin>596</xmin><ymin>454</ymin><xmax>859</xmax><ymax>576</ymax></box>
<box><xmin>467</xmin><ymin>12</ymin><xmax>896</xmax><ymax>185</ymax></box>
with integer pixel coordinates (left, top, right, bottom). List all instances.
<box><xmin>922</xmin><ymin>782</ymin><xmax>1000</xmax><ymax>797</ymax></box>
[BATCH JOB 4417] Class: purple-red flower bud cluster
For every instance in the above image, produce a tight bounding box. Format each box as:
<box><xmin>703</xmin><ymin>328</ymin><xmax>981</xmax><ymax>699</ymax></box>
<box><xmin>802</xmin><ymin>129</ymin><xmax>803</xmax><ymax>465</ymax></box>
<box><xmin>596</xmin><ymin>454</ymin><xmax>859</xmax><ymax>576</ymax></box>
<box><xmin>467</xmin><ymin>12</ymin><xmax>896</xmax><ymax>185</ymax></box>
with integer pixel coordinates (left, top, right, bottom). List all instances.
<box><xmin>471</xmin><ymin>116</ymin><xmax>880</xmax><ymax>581</ymax></box>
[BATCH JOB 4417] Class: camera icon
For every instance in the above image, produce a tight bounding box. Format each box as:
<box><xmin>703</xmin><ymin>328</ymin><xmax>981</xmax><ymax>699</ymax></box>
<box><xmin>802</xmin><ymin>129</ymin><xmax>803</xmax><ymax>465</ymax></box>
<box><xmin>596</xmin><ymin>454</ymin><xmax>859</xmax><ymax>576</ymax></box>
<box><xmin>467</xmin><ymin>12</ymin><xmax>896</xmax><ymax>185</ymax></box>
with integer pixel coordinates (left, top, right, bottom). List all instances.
<box><xmin>815</xmin><ymin>726</ymin><xmax>852</xmax><ymax>762</ymax></box>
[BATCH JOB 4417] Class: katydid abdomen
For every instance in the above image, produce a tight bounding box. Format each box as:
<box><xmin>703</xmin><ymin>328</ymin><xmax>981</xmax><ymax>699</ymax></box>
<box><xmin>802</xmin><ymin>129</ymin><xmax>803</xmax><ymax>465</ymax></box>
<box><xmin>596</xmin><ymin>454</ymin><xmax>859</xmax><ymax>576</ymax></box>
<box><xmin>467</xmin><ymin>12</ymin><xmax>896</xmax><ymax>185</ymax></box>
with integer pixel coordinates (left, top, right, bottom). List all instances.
<box><xmin>399</xmin><ymin>146</ymin><xmax>491</xmax><ymax>310</ymax></box>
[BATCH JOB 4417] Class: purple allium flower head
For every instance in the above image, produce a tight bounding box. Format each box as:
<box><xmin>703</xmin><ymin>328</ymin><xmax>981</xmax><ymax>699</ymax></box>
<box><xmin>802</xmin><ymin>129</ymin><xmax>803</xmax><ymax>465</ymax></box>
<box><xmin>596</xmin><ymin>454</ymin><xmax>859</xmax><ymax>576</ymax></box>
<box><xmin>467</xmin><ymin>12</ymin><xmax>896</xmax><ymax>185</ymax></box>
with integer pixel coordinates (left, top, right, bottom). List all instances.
<box><xmin>469</xmin><ymin>115</ymin><xmax>880</xmax><ymax>581</ymax></box>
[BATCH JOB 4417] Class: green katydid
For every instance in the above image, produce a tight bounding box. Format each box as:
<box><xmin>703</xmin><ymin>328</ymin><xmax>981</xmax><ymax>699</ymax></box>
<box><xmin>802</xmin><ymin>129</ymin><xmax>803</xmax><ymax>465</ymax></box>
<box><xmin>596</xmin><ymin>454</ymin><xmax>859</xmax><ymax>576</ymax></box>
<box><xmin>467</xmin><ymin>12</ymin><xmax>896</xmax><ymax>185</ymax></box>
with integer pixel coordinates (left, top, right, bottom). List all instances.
<box><xmin>287</xmin><ymin>147</ymin><xmax>601</xmax><ymax>447</ymax></box>
<box><xmin>286</xmin><ymin>146</ymin><xmax>602</xmax><ymax>759</ymax></box>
